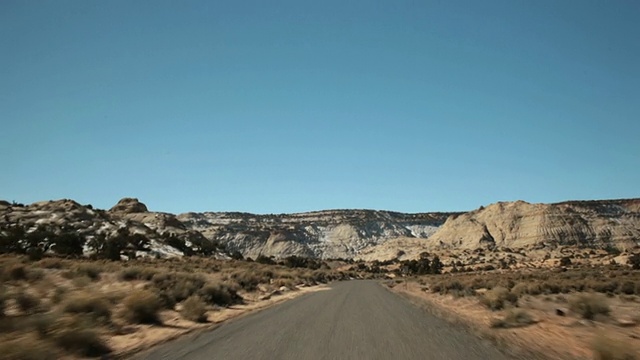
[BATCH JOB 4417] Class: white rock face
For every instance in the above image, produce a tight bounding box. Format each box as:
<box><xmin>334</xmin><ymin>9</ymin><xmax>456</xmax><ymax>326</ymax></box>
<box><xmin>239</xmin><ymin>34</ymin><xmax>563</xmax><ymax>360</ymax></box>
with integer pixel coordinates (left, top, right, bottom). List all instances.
<box><xmin>176</xmin><ymin>210</ymin><xmax>452</xmax><ymax>259</ymax></box>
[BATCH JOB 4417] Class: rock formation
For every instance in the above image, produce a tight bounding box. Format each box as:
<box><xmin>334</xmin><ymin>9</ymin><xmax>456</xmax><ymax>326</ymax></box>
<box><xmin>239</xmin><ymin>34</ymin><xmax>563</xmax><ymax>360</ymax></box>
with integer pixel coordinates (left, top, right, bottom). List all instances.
<box><xmin>1</xmin><ymin>197</ymin><xmax>638</xmax><ymax>260</ymax></box>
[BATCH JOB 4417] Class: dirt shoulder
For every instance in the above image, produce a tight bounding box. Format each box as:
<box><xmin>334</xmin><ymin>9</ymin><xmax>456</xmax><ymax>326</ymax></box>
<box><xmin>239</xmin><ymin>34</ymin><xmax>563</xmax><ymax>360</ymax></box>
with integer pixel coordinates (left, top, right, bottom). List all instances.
<box><xmin>387</xmin><ymin>279</ymin><xmax>640</xmax><ymax>360</ymax></box>
<box><xmin>113</xmin><ymin>284</ymin><xmax>329</xmax><ymax>358</ymax></box>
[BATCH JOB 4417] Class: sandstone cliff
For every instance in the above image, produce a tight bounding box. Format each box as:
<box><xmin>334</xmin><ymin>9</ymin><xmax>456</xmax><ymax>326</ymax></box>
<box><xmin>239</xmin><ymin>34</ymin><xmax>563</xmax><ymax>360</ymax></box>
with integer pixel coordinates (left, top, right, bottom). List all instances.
<box><xmin>427</xmin><ymin>199</ymin><xmax>640</xmax><ymax>251</ymax></box>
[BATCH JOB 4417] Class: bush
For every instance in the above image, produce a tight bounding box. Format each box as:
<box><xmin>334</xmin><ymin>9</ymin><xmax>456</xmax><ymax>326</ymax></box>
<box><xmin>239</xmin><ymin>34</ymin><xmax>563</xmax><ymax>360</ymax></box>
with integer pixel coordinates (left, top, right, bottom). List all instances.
<box><xmin>569</xmin><ymin>293</ymin><xmax>610</xmax><ymax>320</ymax></box>
<box><xmin>5</xmin><ymin>263</ymin><xmax>28</xmax><ymax>281</ymax></box>
<box><xmin>51</xmin><ymin>286</ymin><xmax>68</xmax><ymax>305</ymax></box>
<box><xmin>491</xmin><ymin>309</ymin><xmax>535</xmax><ymax>328</ymax></box>
<box><xmin>75</xmin><ymin>263</ymin><xmax>102</xmax><ymax>281</ymax></box>
<box><xmin>230</xmin><ymin>270</ymin><xmax>272</xmax><ymax>291</ymax></box>
<box><xmin>180</xmin><ymin>296</ymin><xmax>207</xmax><ymax>322</ymax></box>
<box><xmin>619</xmin><ymin>281</ymin><xmax>636</xmax><ymax>295</ymax></box>
<box><xmin>51</xmin><ymin>318</ymin><xmax>111</xmax><ymax>357</ymax></box>
<box><xmin>198</xmin><ymin>283</ymin><xmax>242</xmax><ymax>306</ymax></box>
<box><xmin>122</xmin><ymin>289</ymin><xmax>162</xmax><ymax>324</ymax></box>
<box><xmin>15</xmin><ymin>290</ymin><xmax>41</xmax><ymax>314</ymax></box>
<box><xmin>62</xmin><ymin>292</ymin><xmax>111</xmax><ymax>321</ymax></box>
<box><xmin>510</xmin><ymin>282</ymin><xmax>530</xmax><ymax>297</ymax></box>
<box><xmin>480</xmin><ymin>287</ymin><xmax>518</xmax><ymax>311</ymax></box>
<box><xmin>151</xmin><ymin>272</ymin><xmax>205</xmax><ymax>307</ymax></box>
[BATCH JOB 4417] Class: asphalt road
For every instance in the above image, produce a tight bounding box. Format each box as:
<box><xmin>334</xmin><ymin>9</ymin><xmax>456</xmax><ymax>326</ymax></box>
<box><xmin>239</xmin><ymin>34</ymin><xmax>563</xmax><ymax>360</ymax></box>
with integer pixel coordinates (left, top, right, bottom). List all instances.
<box><xmin>136</xmin><ymin>281</ymin><xmax>509</xmax><ymax>360</ymax></box>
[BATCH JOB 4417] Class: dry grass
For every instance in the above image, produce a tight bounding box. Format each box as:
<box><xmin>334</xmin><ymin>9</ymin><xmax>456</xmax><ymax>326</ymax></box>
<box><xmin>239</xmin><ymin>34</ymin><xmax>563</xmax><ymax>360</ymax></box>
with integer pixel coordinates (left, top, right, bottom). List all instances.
<box><xmin>0</xmin><ymin>334</ymin><xmax>59</xmax><ymax>360</ymax></box>
<box><xmin>180</xmin><ymin>296</ymin><xmax>207</xmax><ymax>322</ymax></box>
<box><xmin>62</xmin><ymin>292</ymin><xmax>111</xmax><ymax>322</ymax></box>
<box><xmin>490</xmin><ymin>309</ymin><xmax>536</xmax><ymax>328</ymax></box>
<box><xmin>479</xmin><ymin>287</ymin><xmax>518</xmax><ymax>311</ymax></box>
<box><xmin>568</xmin><ymin>293</ymin><xmax>610</xmax><ymax>320</ymax></box>
<box><xmin>49</xmin><ymin>316</ymin><xmax>112</xmax><ymax>357</ymax></box>
<box><xmin>392</xmin><ymin>264</ymin><xmax>640</xmax><ymax>360</ymax></box>
<box><xmin>592</xmin><ymin>333</ymin><xmax>638</xmax><ymax>360</ymax></box>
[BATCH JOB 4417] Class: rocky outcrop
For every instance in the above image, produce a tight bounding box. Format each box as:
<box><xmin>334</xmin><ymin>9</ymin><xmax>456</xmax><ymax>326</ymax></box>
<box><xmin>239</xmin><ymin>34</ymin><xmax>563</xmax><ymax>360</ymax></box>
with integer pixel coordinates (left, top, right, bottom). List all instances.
<box><xmin>427</xmin><ymin>199</ymin><xmax>640</xmax><ymax>251</ymax></box>
<box><xmin>177</xmin><ymin>210</ymin><xmax>452</xmax><ymax>259</ymax></box>
<box><xmin>1</xmin><ymin>197</ymin><xmax>638</xmax><ymax>260</ymax></box>
<box><xmin>109</xmin><ymin>198</ymin><xmax>148</xmax><ymax>214</ymax></box>
<box><xmin>0</xmin><ymin>198</ymin><xmax>217</xmax><ymax>258</ymax></box>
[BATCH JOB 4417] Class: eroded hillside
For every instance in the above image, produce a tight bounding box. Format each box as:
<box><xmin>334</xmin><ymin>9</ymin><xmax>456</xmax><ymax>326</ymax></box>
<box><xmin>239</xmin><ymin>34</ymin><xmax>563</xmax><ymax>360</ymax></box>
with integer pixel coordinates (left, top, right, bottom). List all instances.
<box><xmin>1</xmin><ymin>198</ymin><xmax>639</xmax><ymax>260</ymax></box>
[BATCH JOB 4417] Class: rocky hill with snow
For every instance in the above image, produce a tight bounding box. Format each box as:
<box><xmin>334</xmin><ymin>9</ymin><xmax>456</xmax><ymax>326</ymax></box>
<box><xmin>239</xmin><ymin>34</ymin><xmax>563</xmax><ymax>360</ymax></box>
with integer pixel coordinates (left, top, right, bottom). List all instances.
<box><xmin>1</xmin><ymin>197</ymin><xmax>639</xmax><ymax>260</ymax></box>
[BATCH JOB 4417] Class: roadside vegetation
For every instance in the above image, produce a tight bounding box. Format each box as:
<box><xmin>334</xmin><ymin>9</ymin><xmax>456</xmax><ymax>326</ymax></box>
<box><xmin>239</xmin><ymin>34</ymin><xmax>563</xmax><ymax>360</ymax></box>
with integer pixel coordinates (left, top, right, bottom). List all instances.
<box><xmin>387</xmin><ymin>264</ymin><xmax>640</xmax><ymax>360</ymax></box>
<box><xmin>0</xmin><ymin>254</ymin><xmax>360</xmax><ymax>359</ymax></box>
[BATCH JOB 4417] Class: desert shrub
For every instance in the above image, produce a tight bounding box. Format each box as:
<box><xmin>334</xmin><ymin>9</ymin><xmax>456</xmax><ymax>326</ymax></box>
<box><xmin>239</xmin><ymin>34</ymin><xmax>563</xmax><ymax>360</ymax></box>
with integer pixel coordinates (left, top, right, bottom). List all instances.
<box><xmin>491</xmin><ymin>309</ymin><xmax>535</xmax><ymax>329</ymax></box>
<box><xmin>230</xmin><ymin>271</ymin><xmax>263</xmax><ymax>291</ymax></box>
<box><xmin>541</xmin><ymin>281</ymin><xmax>562</xmax><ymax>294</ymax></box>
<box><xmin>5</xmin><ymin>263</ymin><xmax>28</xmax><ymax>281</ymax></box>
<box><xmin>15</xmin><ymin>290</ymin><xmax>41</xmax><ymax>314</ymax></box>
<box><xmin>592</xmin><ymin>333</ymin><xmax>637</xmax><ymax>360</ymax></box>
<box><xmin>51</xmin><ymin>286</ymin><xmax>68</xmax><ymax>305</ymax></box>
<box><xmin>480</xmin><ymin>287</ymin><xmax>518</xmax><ymax>311</ymax></box>
<box><xmin>0</xmin><ymin>335</ymin><xmax>59</xmax><ymax>360</ymax></box>
<box><xmin>569</xmin><ymin>293</ymin><xmax>610</xmax><ymax>320</ymax></box>
<box><xmin>255</xmin><ymin>255</ymin><xmax>276</xmax><ymax>265</ymax></box>
<box><xmin>559</xmin><ymin>256</ymin><xmax>572</xmax><ymax>267</ymax></box>
<box><xmin>619</xmin><ymin>281</ymin><xmax>636</xmax><ymax>295</ymax></box>
<box><xmin>119</xmin><ymin>266</ymin><xmax>157</xmax><ymax>281</ymax></box>
<box><xmin>180</xmin><ymin>296</ymin><xmax>207</xmax><ymax>322</ymax></box>
<box><xmin>26</xmin><ymin>268</ymin><xmax>45</xmax><ymax>281</ymax></box>
<box><xmin>62</xmin><ymin>292</ymin><xmax>111</xmax><ymax>321</ymax></box>
<box><xmin>122</xmin><ymin>289</ymin><xmax>162</xmax><ymax>324</ymax></box>
<box><xmin>51</xmin><ymin>318</ymin><xmax>112</xmax><ymax>357</ymax></box>
<box><xmin>432</xmin><ymin>279</ymin><xmax>474</xmax><ymax>296</ymax></box>
<box><xmin>510</xmin><ymin>282</ymin><xmax>530</xmax><ymax>296</ymax></box>
<box><xmin>443</xmin><ymin>280</ymin><xmax>464</xmax><ymax>293</ymax></box>
<box><xmin>526</xmin><ymin>282</ymin><xmax>543</xmax><ymax>295</ymax></box>
<box><xmin>430</xmin><ymin>282</ymin><xmax>442</xmax><ymax>293</ymax></box>
<box><xmin>198</xmin><ymin>283</ymin><xmax>242</xmax><ymax>306</ymax></box>
<box><xmin>74</xmin><ymin>263</ymin><xmax>102</xmax><ymax>281</ymax></box>
<box><xmin>151</xmin><ymin>272</ymin><xmax>205</xmax><ymax>307</ymax></box>
<box><xmin>591</xmin><ymin>281</ymin><xmax>619</xmax><ymax>294</ymax></box>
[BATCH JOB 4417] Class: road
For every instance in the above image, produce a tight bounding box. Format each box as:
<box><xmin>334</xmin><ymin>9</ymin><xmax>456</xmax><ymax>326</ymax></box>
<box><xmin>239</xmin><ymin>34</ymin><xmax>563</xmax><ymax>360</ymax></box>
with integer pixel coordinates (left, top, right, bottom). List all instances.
<box><xmin>135</xmin><ymin>280</ymin><xmax>509</xmax><ymax>360</ymax></box>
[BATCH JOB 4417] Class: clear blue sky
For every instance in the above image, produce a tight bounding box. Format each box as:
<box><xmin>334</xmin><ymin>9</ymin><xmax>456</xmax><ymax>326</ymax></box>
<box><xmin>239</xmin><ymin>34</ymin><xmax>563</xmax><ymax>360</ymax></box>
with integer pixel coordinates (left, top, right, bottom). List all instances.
<box><xmin>1</xmin><ymin>1</ymin><xmax>638</xmax><ymax>214</ymax></box>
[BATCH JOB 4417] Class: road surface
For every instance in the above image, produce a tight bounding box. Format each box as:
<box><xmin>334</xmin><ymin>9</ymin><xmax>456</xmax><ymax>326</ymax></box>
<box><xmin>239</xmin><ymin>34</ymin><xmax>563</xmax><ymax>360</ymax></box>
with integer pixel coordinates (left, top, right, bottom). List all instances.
<box><xmin>135</xmin><ymin>280</ymin><xmax>508</xmax><ymax>360</ymax></box>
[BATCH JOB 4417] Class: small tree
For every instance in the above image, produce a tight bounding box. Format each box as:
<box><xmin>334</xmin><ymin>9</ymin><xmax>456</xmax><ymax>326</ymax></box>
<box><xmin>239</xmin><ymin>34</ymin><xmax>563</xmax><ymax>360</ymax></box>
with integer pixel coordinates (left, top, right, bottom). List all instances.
<box><xmin>51</xmin><ymin>231</ymin><xmax>85</xmax><ymax>256</ymax></box>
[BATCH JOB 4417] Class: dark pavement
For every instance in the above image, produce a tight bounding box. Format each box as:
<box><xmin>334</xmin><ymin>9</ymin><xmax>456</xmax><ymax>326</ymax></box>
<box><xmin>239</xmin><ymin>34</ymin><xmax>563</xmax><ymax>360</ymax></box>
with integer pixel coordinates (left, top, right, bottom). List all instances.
<box><xmin>135</xmin><ymin>280</ymin><xmax>509</xmax><ymax>360</ymax></box>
